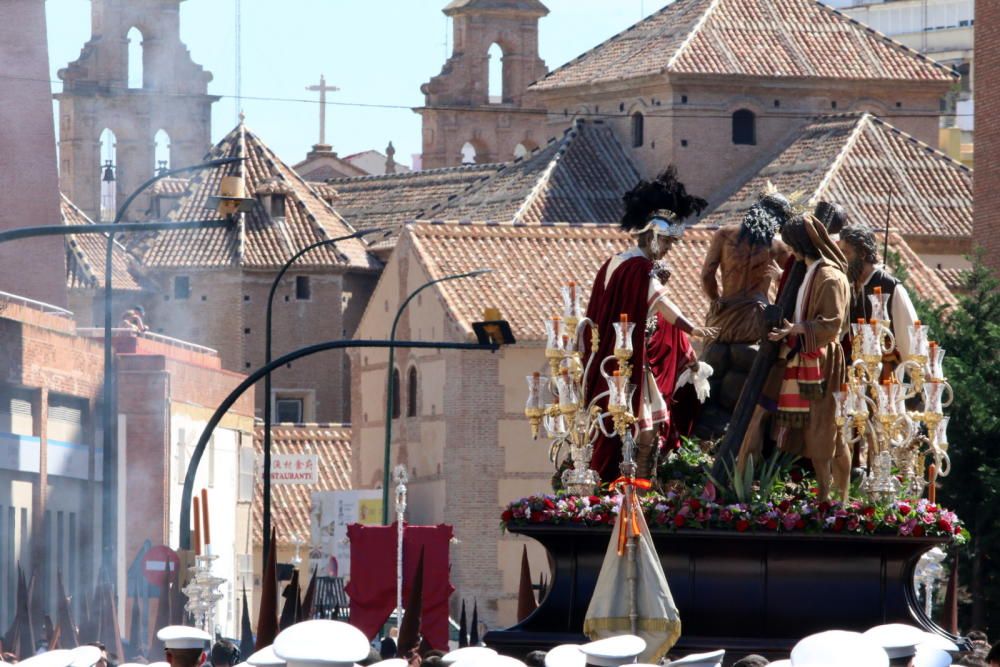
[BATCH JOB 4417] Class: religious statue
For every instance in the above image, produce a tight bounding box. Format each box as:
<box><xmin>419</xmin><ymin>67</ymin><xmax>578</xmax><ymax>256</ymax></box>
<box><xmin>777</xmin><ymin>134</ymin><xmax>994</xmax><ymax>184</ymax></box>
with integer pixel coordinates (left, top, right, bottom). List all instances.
<box><xmin>739</xmin><ymin>214</ymin><xmax>852</xmax><ymax>501</ymax></box>
<box><xmin>700</xmin><ymin>185</ymin><xmax>793</xmax><ymax>343</ymax></box>
<box><xmin>583</xmin><ymin>167</ymin><xmax>715</xmax><ymax>482</ymax></box>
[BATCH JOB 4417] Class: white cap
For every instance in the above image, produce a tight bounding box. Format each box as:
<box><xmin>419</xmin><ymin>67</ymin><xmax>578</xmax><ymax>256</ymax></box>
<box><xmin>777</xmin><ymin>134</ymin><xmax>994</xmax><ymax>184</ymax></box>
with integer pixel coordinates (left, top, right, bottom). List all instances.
<box><xmin>149</xmin><ymin>662</ymin><xmax>172</xmax><ymax>667</ymax></box>
<box><xmin>912</xmin><ymin>647</ymin><xmax>953</xmax><ymax>667</ymax></box>
<box><xmin>247</xmin><ymin>646</ymin><xmax>286</xmax><ymax>667</ymax></box>
<box><xmin>17</xmin><ymin>651</ymin><xmax>74</xmax><ymax>667</ymax></box>
<box><xmin>768</xmin><ymin>661</ymin><xmax>791</xmax><ymax>667</ymax></box>
<box><xmin>665</xmin><ymin>650</ymin><xmax>725</xmax><ymax>667</ymax></box>
<box><xmin>862</xmin><ymin>623</ymin><xmax>927</xmax><ymax>659</ymax></box>
<box><xmin>368</xmin><ymin>660</ymin><xmax>408</xmax><ymax>667</ymax></box>
<box><xmin>441</xmin><ymin>648</ymin><xmax>498</xmax><ymax>665</ymax></box>
<box><xmin>792</xmin><ymin>630</ymin><xmax>888</xmax><ymax>667</ymax></box>
<box><xmin>579</xmin><ymin>635</ymin><xmax>646</xmax><ymax>667</ymax></box>
<box><xmin>69</xmin><ymin>646</ymin><xmax>103</xmax><ymax>667</ymax></box>
<box><xmin>156</xmin><ymin>625</ymin><xmax>212</xmax><ymax>650</ymax></box>
<box><xmin>917</xmin><ymin>633</ymin><xmax>961</xmax><ymax>653</ymax></box>
<box><xmin>273</xmin><ymin>620</ymin><xmax>369</xmax><ymax>667</ymax></box>
<box><xmin>544</xmin><ymin>645</ymin><xmax>585</xmax><ymax>667</ymax></box>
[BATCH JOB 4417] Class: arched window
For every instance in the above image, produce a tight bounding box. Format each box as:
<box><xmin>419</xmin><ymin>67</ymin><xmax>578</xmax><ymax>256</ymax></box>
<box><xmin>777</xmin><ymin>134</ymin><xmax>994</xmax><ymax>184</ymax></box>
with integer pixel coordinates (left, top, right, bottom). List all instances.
<box><xmin>631</xmin><ymin>112</ymin><xmax>644</xmax><ymax>148</ymax></box>
<box><xmin>391</xmin><ymin>367</ymin><xmax>401</xmax><ymax>419</ymax></box>
<box><xmin>99</xmin><ymin>128</ymin><xmax>117</xmax><ymax>221</ymax></box>
<box><xmin>154</xmin><ymin>129</ymin><xmax>171</xmax><ymax>174</ymax></box>
<box><xmin>127</xmin><ymin>27</ymin><xmax>144</xmax><ymax>89</ymax></box>
<box><xmin>407</xmin><ymin>366</ymin><xmax>418</xmax><ymax>417</ymax></box>
<box><xmin>513</xmin><ymin>143</ymin><xmax>528</xmax><ymax>159</ymax></box>
<box><xmin>461</xmin><ymin>142</ymin><xmax>478</xmax><ymax>165</ymax></box>
<box><xmin>488</xmin><ymin>43</ymin><xmax>504</xmax><ymax>103</ymax></box>
<box><xmin>732</xmin><ymin>109</ymin><xmax>756</xmax><ymax>145</ymax></box>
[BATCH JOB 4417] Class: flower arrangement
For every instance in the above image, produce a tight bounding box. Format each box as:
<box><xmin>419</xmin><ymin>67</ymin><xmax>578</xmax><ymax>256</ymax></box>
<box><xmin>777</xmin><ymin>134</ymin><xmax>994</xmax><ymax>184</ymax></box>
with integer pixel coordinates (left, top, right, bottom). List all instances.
<box><xmin>501</xmin><ymin>485</ymin><xmax>967</xmax><ymax>543</ymax></box>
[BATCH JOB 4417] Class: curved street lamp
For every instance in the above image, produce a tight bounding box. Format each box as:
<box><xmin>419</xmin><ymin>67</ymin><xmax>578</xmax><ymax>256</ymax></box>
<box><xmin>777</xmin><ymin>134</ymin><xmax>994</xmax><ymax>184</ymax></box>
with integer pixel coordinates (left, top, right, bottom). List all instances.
<box><xmin>380</xmin><ymin>268</ymin><xmax>492</xmax><ymax>525</ymax></box>
<box><xmin>260</xmin><ymin>227</ymin><xmax>387</xmax><ymax>565</ymax></box>
<box><xmin>100</xmin><ymin>157</ymin><xmax>247</xmax><ymax>573</ymax></box>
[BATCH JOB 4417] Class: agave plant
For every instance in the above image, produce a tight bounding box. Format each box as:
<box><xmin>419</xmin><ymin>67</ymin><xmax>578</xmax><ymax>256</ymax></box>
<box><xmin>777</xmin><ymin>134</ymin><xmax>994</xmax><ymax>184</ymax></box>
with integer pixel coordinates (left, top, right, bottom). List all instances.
<box><xmin>705</xmin><ymin>449</ymin><xmax>799</xmax><ymax>505</ymax></box>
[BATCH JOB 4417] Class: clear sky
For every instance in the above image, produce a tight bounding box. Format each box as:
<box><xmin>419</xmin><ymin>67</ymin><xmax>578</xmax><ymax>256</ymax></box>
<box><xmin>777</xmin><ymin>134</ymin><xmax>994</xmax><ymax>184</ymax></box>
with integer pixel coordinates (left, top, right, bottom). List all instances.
<box><xmin>45</xmin><ymin>0</ymin><xmax>659</xmax><ymax>170</ymax></box>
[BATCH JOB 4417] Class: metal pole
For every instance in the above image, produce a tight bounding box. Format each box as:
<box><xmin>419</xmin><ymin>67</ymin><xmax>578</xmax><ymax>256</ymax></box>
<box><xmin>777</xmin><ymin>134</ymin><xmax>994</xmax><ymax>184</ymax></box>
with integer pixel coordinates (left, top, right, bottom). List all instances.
<box><xmin>178</xmin><ymin>338</ymin><xmax>500</xmax><ymax>550</ymax></box>
<box><xmin>98</xmin><ymin>157</ymin><xmax>242</xmax><ymax>580</ymax></box>
<box><xmin>262</xmin><ymin>228</ymin><xmax>382</xmax><ymax>569</ymax></box>
<box><xmin>381</xmin><ymin>269</ymin><xmax>492</xmax><ymax>525</ymax></box>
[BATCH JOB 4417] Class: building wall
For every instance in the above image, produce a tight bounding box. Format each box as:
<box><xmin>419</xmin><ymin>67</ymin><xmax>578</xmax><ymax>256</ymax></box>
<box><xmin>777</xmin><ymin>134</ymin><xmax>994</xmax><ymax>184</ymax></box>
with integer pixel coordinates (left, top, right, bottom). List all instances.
<box><xmin>538</xmin><ymin>79</ymin><xmax>945</xmax><ymax>199</ymax></box>
<box><xmin>351</xmin><ymin>244</ymin><xmax>554</xmax><ymax>630</ymax></box>
<box><xmin>0</xmin><ymin>0</ymin><xmax>68</xmax><ymax>308</ymax></box>
<box><xmin>976</xmin><ymin>0</ymin><xmax>1000</xmax><ymax>272</ymax></box>
<box><xmin>0</xmin><ymin>304</ymin><xmax>105</xmax><ymax>630</ymax></box>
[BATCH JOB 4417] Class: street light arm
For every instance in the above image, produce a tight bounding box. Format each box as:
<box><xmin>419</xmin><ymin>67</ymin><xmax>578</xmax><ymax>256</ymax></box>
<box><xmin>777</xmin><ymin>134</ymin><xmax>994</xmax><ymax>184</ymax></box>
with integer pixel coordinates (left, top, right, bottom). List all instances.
<box><xmin>260</xmin><ymin>226</ymin><xmax>382</xmax><ymax>564</ymax></box>
<box><xmin>178</xmin><ymin>338</ymin><xmax>499</xmax><ymax>551</ymax></box>
<box><xmin>381</xmin><ymin>268</ymin><xmax>492</xmax><ymax>524</ymax></box>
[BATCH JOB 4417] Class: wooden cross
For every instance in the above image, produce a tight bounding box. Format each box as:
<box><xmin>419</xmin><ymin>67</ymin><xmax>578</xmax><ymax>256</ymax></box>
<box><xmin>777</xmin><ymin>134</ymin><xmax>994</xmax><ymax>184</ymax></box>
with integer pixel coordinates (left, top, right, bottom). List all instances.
<box><xmin>306</xmin><ymin>74</ymin><xmax>340</xmax><ymax>146</ymax></box>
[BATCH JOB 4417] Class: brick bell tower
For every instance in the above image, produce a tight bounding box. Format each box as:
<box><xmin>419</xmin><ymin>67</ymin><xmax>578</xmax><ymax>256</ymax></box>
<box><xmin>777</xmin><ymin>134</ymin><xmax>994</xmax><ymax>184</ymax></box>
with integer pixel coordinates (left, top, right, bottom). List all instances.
<box><xmin>55</xmin><ymin>0</ymin><xmax>217</xmax><ymax>221</ymax></box>
<box><xmin>417</xmin><ymin>0</ymin><xmax>550</xmax><ymax>168</ymax></box>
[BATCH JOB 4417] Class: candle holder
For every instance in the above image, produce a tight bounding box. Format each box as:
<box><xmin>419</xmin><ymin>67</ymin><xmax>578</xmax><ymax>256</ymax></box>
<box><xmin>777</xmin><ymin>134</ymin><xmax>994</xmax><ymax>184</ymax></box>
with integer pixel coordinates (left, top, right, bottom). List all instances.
<box><xmin>844</xmin><ymin>309</ymin><xmax>952</xmax><ymax>505</ymax></box>
<box><xmin>526</xmin><ymin>289</ymin><xmax>643</xmax><ymax>497</ymax></box>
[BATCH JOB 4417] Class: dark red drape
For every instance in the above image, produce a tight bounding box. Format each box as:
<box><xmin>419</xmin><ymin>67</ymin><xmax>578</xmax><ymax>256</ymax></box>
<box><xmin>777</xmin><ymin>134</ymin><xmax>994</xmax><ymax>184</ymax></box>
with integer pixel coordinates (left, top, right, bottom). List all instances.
<box><xmin>647</xmin><ymin>313</ymin><xmax>697</xmax><ymax>447</ymax></box>
<box><xmin>345</xmin><ymin>523</ymin><xmax>454</xmax><ymax>650</ymax></box>
<box><xmin>584</xmin><ymin>255</ymin><xmax>653</xmax><ymax>483</ymax></box>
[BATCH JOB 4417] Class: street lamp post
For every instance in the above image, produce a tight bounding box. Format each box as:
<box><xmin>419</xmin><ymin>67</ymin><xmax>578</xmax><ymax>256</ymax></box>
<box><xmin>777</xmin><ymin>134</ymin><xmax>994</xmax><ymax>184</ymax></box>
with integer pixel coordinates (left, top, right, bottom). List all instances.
<box><xmin>100</xmin><ymin>157</ymin><xmax>243</xmax><ymax>575</ymax></box>
<box><xmin>178</xmin><ymin>337</ymin><xmax>505</xmax><ymax>551</ymax></box>
<box><xmin>380</xmin><ymin>269</ymin><xmax>492</xmax><ymax>525</ymax></box>
<box><xmin>261</xmin><ymin>228</ymin><xmax>385</xmax><ymax>566</ymax></box>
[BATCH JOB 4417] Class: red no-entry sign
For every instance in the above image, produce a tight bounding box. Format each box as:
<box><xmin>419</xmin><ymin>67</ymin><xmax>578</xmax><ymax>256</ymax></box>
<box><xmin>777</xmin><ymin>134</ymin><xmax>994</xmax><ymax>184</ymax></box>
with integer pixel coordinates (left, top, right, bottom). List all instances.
<box><xmin>142</xmin><ymin>545</ymin><xmax>180</xmax><ymax>587</ymax></box>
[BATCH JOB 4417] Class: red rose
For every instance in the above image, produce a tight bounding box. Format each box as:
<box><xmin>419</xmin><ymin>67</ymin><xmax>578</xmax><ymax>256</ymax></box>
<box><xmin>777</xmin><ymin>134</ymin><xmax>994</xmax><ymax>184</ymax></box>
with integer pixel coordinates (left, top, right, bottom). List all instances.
<box><xmin>674</xmin><ymin>515</ymin><xmax>686</xmax><ymax>528</ymax></box>
<box><xmin>898</xmin><ymin>503</ymin><xmax>911</xmax><ymax>516</ymax></box>
<box><xmin>865</xmin><ymin>521</ymin><xmax>876</xmax><ymax>532</ymax></box>
<box><xmin>592</xmin><ymin>514</ymin><xmax>603</xmax><ymax>523</ymax></box>
<box><xmin>862</xmin><ymin>506</ymin><xmax>876</xmax><ymax>517</ymax></box>
<box><xmin>914</xmin><ymin>525</ymin><xmax>925</xmax><ymax>537</ymax></box>
<box><xmin>544</xmin><ymin>498</ymin><xmax>556</xmax><ymax>510</ymax></box>
<box><xmin>766</xmin><ymin>519</ymin><xmax>778</xmax><ymax>531</ymax></box>
<box><xmin>954</xmin><ymin>524</ymin><xmax>963</xmax><ymax>534</ymax></box>
<box><xmin>778</xmin><ymin>500</ymin><xmax>791</xmax><ymax>512</ymax></box>
<box><xmin>790</xmin><ymin>469</ymin><xmax>804</xmax><ymax>483</ymax></box>
<box><xmin>795</xmin><ymin>519</ymin><xmax>805</xmax><ymax>530</ymax></box>
<box><xmin>818</xmin><ymin>501</ymin><xmax>831</xmax><ymax>513</ymax></box>
<box><xmin>833</xmin><ymin>518</ymin><xmax>845</xmax><ymax>532</ymax></box>
<box><xmin>530</xmin><ymin>512</ymin><xmax>544</xmax><ymax>523</ymax></box>
<box><xmin>501</xmin><ymin>510</ymin><xmax>513</xmax><ymax>522</ymax></box>
<box><xmin>589</xmin><ymin>496</ymin><xmax>602</xmax><ymax>505</ymax></box>
<box><xmin>736</xmin><ymin>519</ymin><xmax>750</xmax><ymax>532</ymax></box>
<box><xmin>689</xmin><ymin>499</ymin><xmax>702</xmax><ymax>510</ymax></box>
<box><xmin>937</xmin><ymin>519</ymin><xmax>952</xmax><ymax>533</ymax></box>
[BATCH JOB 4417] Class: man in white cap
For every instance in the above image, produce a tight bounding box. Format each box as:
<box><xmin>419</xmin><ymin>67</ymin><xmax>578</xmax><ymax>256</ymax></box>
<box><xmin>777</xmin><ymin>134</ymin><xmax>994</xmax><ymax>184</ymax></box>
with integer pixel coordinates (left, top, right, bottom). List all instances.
<box><xmin>156</xmin><ymin>626</ymin><xmax>212</xmax><ymax>667</ymax></box>
<box><xmin>272</xmin><ymin>620</ymin><xmax>369</xmax><ymax>667</ymax></box>
<box><xmin>579</xmin><ymin>635</ymin><xmax>646</xmax><ymax>667</ymax></box>
<box><xmin>791</xmin><ymin>630</ymin><xmax>888</xmax><ymax>667</ymax></box>
<box><xmin>863</xmin><ymin>624</ymin><xmax>928</xmax><ymax>663</ymax></box>
<box><xmin>910</xmin><ymin>646</ymin><xmax>953</xmax><ymax>667</ymax></box>
<box><xmin>441</xmin><ymin>648</ymin><xmax>497</xmax><ymax>666</ymax></box>
<box><xmin>542</xmin><ymin>645</ymin><xmax>584</xmax><ymax>667</ymax></box>
<box><xmin>666</xmin><ymin>650</ymin><xmax>725</xmax><ymax>667</ymax></box>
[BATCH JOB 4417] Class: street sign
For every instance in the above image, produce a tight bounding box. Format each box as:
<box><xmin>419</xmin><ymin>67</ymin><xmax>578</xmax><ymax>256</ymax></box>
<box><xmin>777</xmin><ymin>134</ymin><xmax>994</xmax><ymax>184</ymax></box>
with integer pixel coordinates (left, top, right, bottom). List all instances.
<box><xmin>142</xmin><ymin>544</ymin><xmax>180</xmax><ymax>587</ymax></box>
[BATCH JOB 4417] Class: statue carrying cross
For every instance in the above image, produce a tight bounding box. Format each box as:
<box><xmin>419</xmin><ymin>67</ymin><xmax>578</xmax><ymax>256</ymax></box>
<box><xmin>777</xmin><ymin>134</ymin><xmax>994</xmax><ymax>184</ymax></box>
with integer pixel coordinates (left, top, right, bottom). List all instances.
<box><xmin>306</xmin><ymin>74</ymin><xmax>340</xmax><ymax>147</ymax></box>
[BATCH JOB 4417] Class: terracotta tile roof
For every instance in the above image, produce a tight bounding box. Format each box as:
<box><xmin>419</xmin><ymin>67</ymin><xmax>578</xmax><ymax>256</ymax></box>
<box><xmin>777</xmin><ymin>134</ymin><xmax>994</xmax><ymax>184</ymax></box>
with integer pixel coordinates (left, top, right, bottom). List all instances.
<box><xmin>402</xmin><ymin>219</ymin><xmax>953</xmax><ymax>343</ymax></box>
<box><xmin>934</xmin><ymin>267</ymin><xmax>969</xmax><ymax>293</ymax></box>
<box><xmin>701</xmin><ymin>113</ymin><xmax>972</xmax><ymax>240</ymax></box>
<box><xmin>330</xmin><ymin>120</ymin><xmax>639</xmax><ymax>250</ymax></box>
<box><xmin>431</xmin><ymin>120</ymin><xmax>639</xmax><ymax>224</ymax></box>
<box><xmin>150</xmin><ymin>177</ymin><xmax>191</xmax><ymax>197</ymax></box>
<box><xmin>327</xmin><ymin>163</ymin><xmax>500</xmax><ymax>248</ymax></box>
<box><xmin>61</xmin><ymin>194</ymin><xmax>143</xmax><ymax>291</ymax></box>
<box><xmin>531</xmin><ymin>0</ymin><xmax>956</xmax><ymax>91</ymax></box>
<box><xmin>133</xmin><ymin>122</ymin><xmax>379</xmax><ymax>272</ymax></box>
<box><xmin>252</xmin><ymin>423</ymin><xmax>352</xmax><ymax>547</ymax></box>
<box><xmin>404</xmin><ymin>222</ymin><xmax>712</xmax><ymax>342</ymax></box>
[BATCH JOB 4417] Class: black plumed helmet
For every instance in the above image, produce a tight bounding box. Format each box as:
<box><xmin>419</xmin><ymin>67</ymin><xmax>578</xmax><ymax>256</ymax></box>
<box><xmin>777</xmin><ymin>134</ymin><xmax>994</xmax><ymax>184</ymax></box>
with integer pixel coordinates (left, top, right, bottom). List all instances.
<box><xmin>620</xmin><ymin>165</ymin><xmax>708</xmax><ymax>232</ymax></box>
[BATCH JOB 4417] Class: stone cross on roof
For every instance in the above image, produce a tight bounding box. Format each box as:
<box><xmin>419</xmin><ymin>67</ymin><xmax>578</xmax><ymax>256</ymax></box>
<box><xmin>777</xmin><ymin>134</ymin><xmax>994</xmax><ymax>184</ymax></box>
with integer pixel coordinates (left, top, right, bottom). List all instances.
<box><xmin>306</xmin><ymin>74</ymin><xmax>340</xmax><ymax>147</ymax></box>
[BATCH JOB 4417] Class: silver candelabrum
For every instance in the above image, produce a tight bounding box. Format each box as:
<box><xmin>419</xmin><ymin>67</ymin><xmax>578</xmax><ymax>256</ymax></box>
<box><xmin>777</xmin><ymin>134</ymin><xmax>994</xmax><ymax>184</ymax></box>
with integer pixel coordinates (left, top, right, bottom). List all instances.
<box><xmin>835</xmin><ymin>288</ymin><xmax>953</xmax><ymax>504</ymax></box>
<box><xmin>524</xmin><ymin>283</ymin><xmax>641</xmax><ymax>496</ymax></box>
<box><xmin>183</xmin><ymin>549</ymin><xmax>226</xmax><ymax>633</ymax></box>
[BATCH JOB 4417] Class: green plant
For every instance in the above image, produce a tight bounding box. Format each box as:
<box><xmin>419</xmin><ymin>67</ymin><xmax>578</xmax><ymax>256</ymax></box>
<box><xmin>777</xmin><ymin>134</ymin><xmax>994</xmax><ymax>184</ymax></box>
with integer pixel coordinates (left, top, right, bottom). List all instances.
<box><xmin>705</xmin><ymin>449</ymin><xmax>798</xmax><ymax>504</ymax></box>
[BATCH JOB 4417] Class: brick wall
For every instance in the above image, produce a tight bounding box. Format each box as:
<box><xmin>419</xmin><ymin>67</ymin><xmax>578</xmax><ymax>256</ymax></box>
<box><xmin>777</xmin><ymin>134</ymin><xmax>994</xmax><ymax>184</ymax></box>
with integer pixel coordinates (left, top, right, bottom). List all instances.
<box><xmin>976</xmin><ymin>0</ymin><xmax>1000</xmax><ymax>272</ymax></box>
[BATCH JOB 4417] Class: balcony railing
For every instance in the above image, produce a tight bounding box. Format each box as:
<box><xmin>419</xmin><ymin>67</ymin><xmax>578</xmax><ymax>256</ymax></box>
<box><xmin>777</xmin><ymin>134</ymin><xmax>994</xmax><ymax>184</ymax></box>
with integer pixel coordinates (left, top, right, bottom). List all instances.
<box><xmin>76</xmin><ymin>327</ymin><xmax>219</xmax><ymax>357</ymax></box>
<box><xmin>0</xmin><ymin>290</ymin><xmax>74</xmax><ymax>318</ymax></box>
